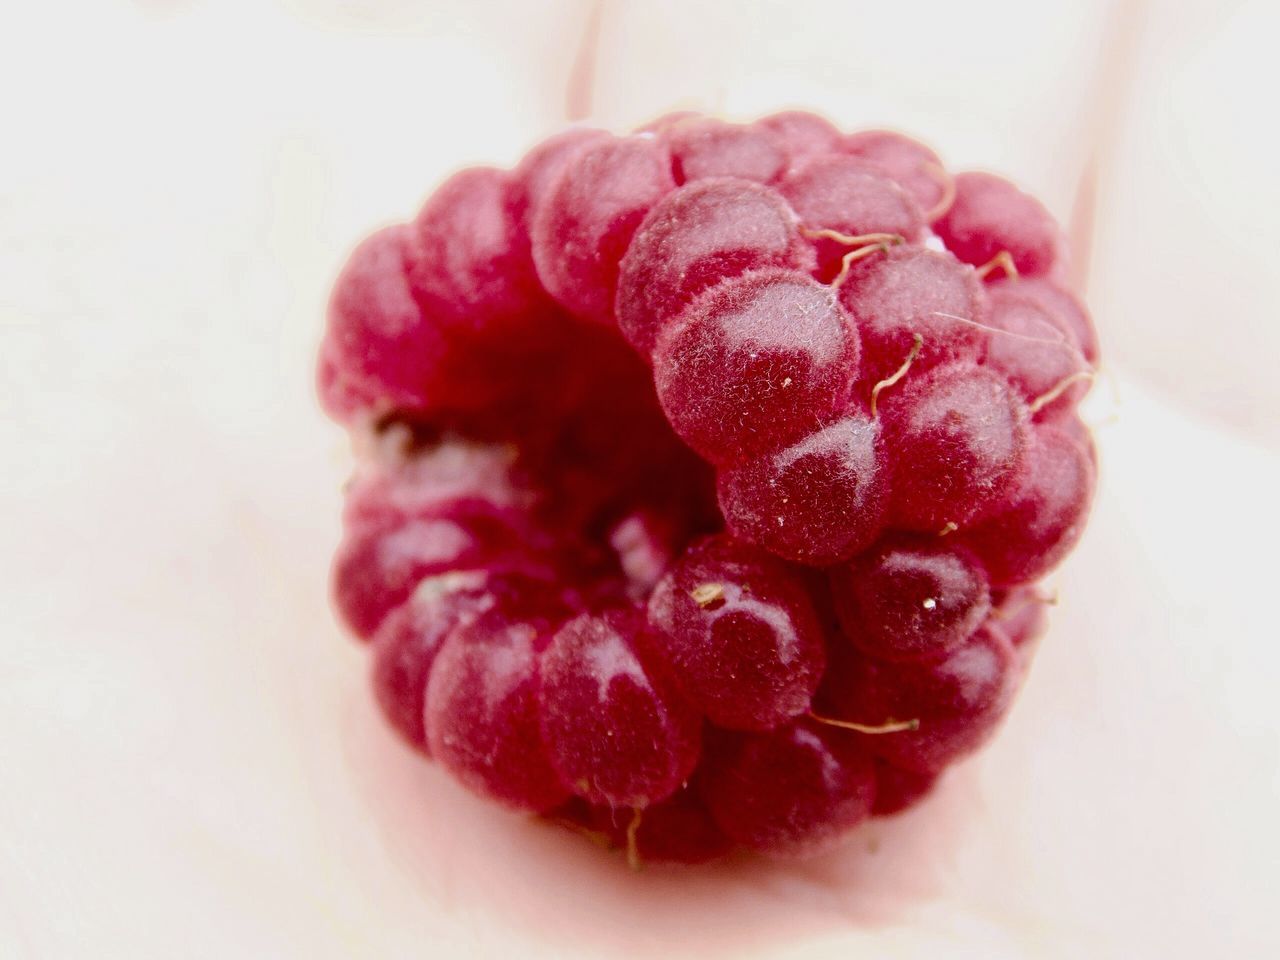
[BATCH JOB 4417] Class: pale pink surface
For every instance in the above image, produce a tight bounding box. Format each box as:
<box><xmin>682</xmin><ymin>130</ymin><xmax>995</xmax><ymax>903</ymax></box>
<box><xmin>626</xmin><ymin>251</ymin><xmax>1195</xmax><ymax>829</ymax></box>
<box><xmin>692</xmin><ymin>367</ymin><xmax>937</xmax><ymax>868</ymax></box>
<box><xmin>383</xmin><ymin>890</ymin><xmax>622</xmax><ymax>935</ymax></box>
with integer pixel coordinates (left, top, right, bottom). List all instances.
<box><xmin>2</xmin><ymin>1</ymin><xmax>1279</xmax><ymax>957</ymax></box>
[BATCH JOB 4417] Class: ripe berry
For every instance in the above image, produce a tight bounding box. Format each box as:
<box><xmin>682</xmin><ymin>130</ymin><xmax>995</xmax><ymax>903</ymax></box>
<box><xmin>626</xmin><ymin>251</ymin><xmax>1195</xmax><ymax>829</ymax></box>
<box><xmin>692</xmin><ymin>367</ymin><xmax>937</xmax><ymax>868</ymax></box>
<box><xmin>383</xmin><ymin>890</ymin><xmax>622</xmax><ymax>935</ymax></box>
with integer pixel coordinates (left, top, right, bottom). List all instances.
<box><xmin>756</xmin><ymin>110</ymin><xmax>841</xmax><ymax>161</ymax></box>
<box><xmin>653</xmin><ymin>269</ymin><xmax>860</xmax><ymax>465</ymax></box>
<box><xmin>645</xmin><ymin>535</ymin><xmax>826</xmax><ymax>731</ymax></box>
<box><xmin>830</xmin><ymin>536</ymin><xmax>991</xmax><ymax>662</ymax></box>
<box><xmin>871</xmin><ymin>761</ymin><xmax>938</xmax><ymax>817</ymax></box>
<box><xmin>983</xmin><ymin>285</ymin><xmax>1091</xmax><ymax>421</ymax></box>
<box><xmin>531</xmin><ymin>136</ymin><xmax>675</xmax><ymax>324</ymax></box>
<box><xmin>779</xmin><ymin>155</ymin><xmax>924</xmax><ymax>279</ymax></box>
<box><xmin>539</xmin><ymin>609</ymin><xmax>700</xmax><ymax>807</ymax></box>
<box><xmin>425</xmin><ymin>587</ymin><xmax>571</xmax><ymax>812</ymax></box>
<box><xmin>662</xmin><ymin>116</ymin><xmax>790</xmax><ymax>185</ymax></box>
<box><xmin>369</xmin><ymin>570</ymin><xmax>515</xmax><ymax>753</ymax></box>
<box><xmin>821</xmin><ymin>625</ymin><xmax>1018</xmax><ymax>773</ymax></box>
<box><xmin>508</xmin><ymin>127</ymin><xmax>610</xmax><ymax>232</ymax></box>
<box><xmin>580</xmin><ymin>781</ymin><xmax>733</xmax><ymax>865</ymax></box>
<box><xmin>322</xmin><ymin>111</ymin><xmax>1101</xmax><ymax>863</ymax></box>
<box><xmin>616</xmin><ymin>178</ymin><xmax>811</xmax><ymax>354</ymax></box>
<box><xmin>316</xmin><ymin>340</ymin><xmax>382</xmax><ymax>425</ymax></box>
<box><xmin>331</xmin><ymin>501</ymin><xmax>555</xmax><ymax>640</ymax></box>
<box><xmin>700</xmin><ymin>721</ymin><xmax>877</xmax><ymax>857</ymax></box>
<box><xmin>838</xmin><ymin>245</ymin><xmax>987</xmax><ymax>388</ymax></box>
<box><xmin>989</xmin><ymin>586</ymin><xmax>1051</xmax><ymax>649</ymax></box>
<box><xmin>842</xmin><ymin>129</ymin><xmax>952</xmax><ymax>220</ymax></box>
<box><xmin>881</xmin><ymin>362</ymin><xmax>1030</xmax><ymax>532</ymax></box>
<box><xmin>989</xmin><ymin>274</ymin><xmax>1099</xmax><ymax>365</ymax></box>
<box><xmin>934</xmin><ymin>171</ymin><xmax>1062</xmax><ymax>278</ymax></box>
<box><xmin>322</xmin><ymin>225</ymin><xmax>445</xmax><ymax>416</ymax></box>
<box><xmin>957</xmin><ymin>425</ymin><xmax>1096</xmax><ymax>586</ymax></box>
<box><xmin>407</xmin><ymin>166</ymin><xmax>547</xmax><ymax>340</ymax></box>
<box><xmin>717</xmin><ymin>413</ymin><xmax>888</xmax><ymax>565</ymax></box>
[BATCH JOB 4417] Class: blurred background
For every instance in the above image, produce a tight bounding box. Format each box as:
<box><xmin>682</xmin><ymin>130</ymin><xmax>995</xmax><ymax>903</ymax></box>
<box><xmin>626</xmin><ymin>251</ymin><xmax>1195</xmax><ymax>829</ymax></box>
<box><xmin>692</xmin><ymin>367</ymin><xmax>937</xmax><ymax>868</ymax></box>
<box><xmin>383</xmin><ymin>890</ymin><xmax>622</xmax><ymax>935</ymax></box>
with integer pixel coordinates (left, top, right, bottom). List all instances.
<box><xmin>2</xmin><ymin>1</ymin><xmax>1278</xmax><ymax>957</ymax></box>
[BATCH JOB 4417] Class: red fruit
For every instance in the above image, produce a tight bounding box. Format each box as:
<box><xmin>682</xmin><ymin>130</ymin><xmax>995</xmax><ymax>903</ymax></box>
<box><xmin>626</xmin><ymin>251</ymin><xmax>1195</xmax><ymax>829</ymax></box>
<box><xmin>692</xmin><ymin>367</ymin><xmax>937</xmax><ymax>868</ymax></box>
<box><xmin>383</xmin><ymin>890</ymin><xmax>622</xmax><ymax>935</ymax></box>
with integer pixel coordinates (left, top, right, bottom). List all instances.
<box><xmin>989</xmin><ymin>586</ymin><xmax>1051</xmax><ymax>649</ymax></box>
<box><xmin>700</xmin><ymin>721</ymin><xmax>877</xmax><ymax>857</ymax></box>
<box><xmin>369</xmin><ymin>570</ymin><xmax>517</xmax><ymax>753</ymax></box>
<box><xmin>717</xmin><ymin>413</ymin><xmax>889</xmax><ymax>565</ymax></box>
<box><xmin>323</xmin><ymin>112</ymin><xmax>1102</xmax><ymax>864</ymax></box>
<box><xmin>821</xmin><ymin>625</ymin><xmax>1018</xmax><ymax>773</ymax></box>
<box><xmin>756</xmin><ymin>110</ymin><xmax>841</xmax><ymax>161</ymax></box>
<box><xmin>508</xmin><ymin>127</ymin><xmax>610</xmax><ymax>231</ymax></box>
<box><xmin>983</xmin><ymin>285</ymin><xmax>1092</xmax><ymax>421</ymax></box>
<box><xmin>654</xmin><ymin>269</ymin><xmax>860</xmax><ymax>465</ymax></box>
<box><xmin>531</xmin><ymin>136</ymin><xmax>675</xmax><ymax>324</ymax></box>
<box><xmin>331</xmin><ymin>500</ymin><xmax>554</xmax><ymax>640</ymax></box>
<box><xmin>316</xmin><ymin>340</ymin><xmax>383</xmax><ymax>424</ymax></box>
<box><xmin>645</xmin><ymin>535</ymin><xmax>826</xmax><ymax>731</ymax></box>
<box><xmin>881</xmin><ymin>362</ymin><xmax>1031</xmax><ymax>532</ymax></box>
<box><xmin>584</xmin><ymin>782</ymin><xmax>733</xmax><ymax>865</ymax></box>
<box><xmin>830</xmin><ymin>536</ymin><xmax>991</xmax><ymax>662</ymax></box>
<box><xmin>779</xmin><ymin>155</ymin><xmax>925</xmax><ymax>279</ymax></box>
<box><xmin>321</xmin><ymin>225</ymin><xmax>445</xmax><ymax>415</ymax></box>
<box><xmin>616</xmin><ymin>178</ymin><xmax>810</xmax><ymax>354</ymax></box>
<box><xmin>934</xmin><ymin>171</ymin><xmax>1062</xmax><ymax>278</ymax></box>
<box><xmin>871</xmin><ymin>761</ymin><xmax>939</xmax><ymax>816</ymax></box>
<box><xmin>662</xmin><ymin>116</ymin><xmax>790</xmax><ymax>185</ymax></box>
<box><xmin>407</xmin><ymin>166</ymin><xmax>549</xmax><ymax>340</ymax></box>
<box><xmin>539</xmin><ymin>609</ymin><xmax>701</xmax><ymax>807</ymax></box>
<box><xmin>957</xmin><ymin>425</ymin><xmax>1096</xmax><ymax>586</ymax></box>
<box><xmin>839</xmin><ymin>245</ymin><xmax>987</xmax><ymax>389</ymax></box>
<box><xmin>842</xmin><ymin>129</ymin><xmax>952</xmax><ymax>219</ymax></box>
<box><xmin>989</xmin><ymin>274</ymin><xmax>1099</xmax><ymax>365</ymax></box>
<box><xmin>425</xmin><ymin>588</ymin><xmax>571</xmax><ymax>811</ymax></box>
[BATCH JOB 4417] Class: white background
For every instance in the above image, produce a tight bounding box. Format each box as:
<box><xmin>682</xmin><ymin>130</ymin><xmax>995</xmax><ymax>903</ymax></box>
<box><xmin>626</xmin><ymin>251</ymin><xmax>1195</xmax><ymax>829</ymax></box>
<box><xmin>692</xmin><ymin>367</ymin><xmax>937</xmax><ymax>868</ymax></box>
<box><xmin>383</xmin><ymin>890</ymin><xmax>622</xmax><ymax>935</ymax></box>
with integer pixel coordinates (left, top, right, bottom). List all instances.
<box><xmin>3</xmin><ymin>1</ymin><xmax>1278</xmax><ymax>957</ymax></box>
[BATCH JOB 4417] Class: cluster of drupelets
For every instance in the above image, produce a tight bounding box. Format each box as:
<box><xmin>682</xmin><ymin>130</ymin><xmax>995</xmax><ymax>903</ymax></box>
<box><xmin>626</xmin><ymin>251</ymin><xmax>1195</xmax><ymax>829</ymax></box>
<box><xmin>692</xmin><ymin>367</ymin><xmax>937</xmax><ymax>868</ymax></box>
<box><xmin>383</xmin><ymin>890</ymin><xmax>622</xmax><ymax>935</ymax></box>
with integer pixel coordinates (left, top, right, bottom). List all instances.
<box><xmin>319</xmin><ymin>111</ymin><xmax>1098</xmax><ymax>865</ymax></box>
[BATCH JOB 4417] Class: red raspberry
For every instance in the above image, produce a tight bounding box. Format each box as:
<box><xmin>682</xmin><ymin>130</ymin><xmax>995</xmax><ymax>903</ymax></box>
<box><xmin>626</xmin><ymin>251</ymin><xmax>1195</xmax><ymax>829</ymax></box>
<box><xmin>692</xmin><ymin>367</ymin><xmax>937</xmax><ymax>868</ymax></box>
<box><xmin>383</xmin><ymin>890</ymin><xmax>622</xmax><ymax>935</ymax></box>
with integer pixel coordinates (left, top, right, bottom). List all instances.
<box><xmin>934</xmin><ymin>171</ymin><xmax>1064</xmax><ymax>278</ymax></box>
<box><xmin>660</xmin><ymin>115</ymin><xmax>790</xmax><ymax>185</ymax></box>
<box><xmin>842</xmin><ymin>129</ymin><xmax>954</xmax><ymax>220</ymax></box>
<box><xmin>653</xmin><ymin>269</ymin><xmax>860</xmax><ymax>465</ymax></box>
<box><xmin>539</xmin><ymin>609</ymin><xmax>701</xmax><ymax>808</ymax></box>
<box><xmin>319</xmin><ymin>112</ymin><xmax>1100</xmax><ymax>864</ymax></box>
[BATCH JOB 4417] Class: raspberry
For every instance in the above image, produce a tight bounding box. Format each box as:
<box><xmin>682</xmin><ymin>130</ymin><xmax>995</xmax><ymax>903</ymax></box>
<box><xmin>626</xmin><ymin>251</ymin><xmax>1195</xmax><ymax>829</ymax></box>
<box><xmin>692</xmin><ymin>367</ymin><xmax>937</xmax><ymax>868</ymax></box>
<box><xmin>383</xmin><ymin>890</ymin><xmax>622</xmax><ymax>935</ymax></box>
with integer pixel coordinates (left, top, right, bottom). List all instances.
<box><xmin>616</xmin><ymin>178</ymin><xmax>811</xmax><ymax>354</ymax></box>
<box><xmin>989</xmin><ymin>274</ymin><xmax>1099</xmax><ymax>365</ymax></box>
<box><xmin>983</xmin><ymin>285</ymin><xmax>1092</xmax><ymax>421</ymax></box>
<box><xmin>661</xmin><ymin>116</ymin><xmax>790</xmax><ymax>185</ymax></box>
<box><xmin>871</xmin><ymin>760</ymin><xmax>938</xmax><ymax>817</ymax></box>
<box><xmin>531</xmin><ymin>136</ymin><xmax>675</xmax><ymax>324</ymax></box>
<box><xmin>565</xmin><ymin>781</ymin><xmax>732</xmax><ymax>865</ymax></box>
<box><xmin>838</xmin><ymin>245</ymin><xmax>987</xmax><ymax>389</ymax></box>
<box><xmin>778</xmin><ymin>155</ymin><xmax>924</xmax><ymax>279</ymax></box>
<box><xmin>653</xmin><ymin>269</ymin><xmax>860</xmax><ymax>465</ymax></box>
<box><xmin>881</xmin><ymin>362</ymin><xmax>1031</xmax><ymax>532</ymax></box>
<box><xmin>842</xmin><ymin>129</ymin><xmax>953</xmax><ymax>220</ymax></box>
<box><xmin>370</xmin><ymin>570</ymin><xmax>522</xmax><ymax>753</ymax></box>
<box><xmin>717</xmin><ymin>413</ymin><xmax>888</xmax><ymax>565</ymax></box>
<box><xmin>425</xmin><ymin>583</ymin><xmax>572</xmax><ymax>811</ymax></box>
<box><xmin>957</xmin><ymin>425</ymin><xmax>1096</xmax><ymax>586</ymax></box>
<box><xmin>407</xmin><ymin>166</ymin><xmax>548</xmax><ymax>340</ymax></box>
<box><xmin>934</xmin><ymin>171</ymin><xmax>1063</xmax><ymax>278</ymax></box>
<box><xmin>319</xmin><ymin>111</ymin><xmax>1101</xmax><ymax>865</ymax></box>
<box><xmin>321</xmin><ymin>224</ymin><xmax>449</xmax><ymax>416</ymax></box>
<box><xmin>756</xmin><ymin>110</ymin><xmax>841</xmax><ymax>160</ymax></box>
<box><xmin>331</xmin><ymin>500</ymin><xmax>555</xmax><ymax>640</ymax></box>
<box><xmin>830</xmin><ymin>536</ymin><xmax>991</xmax><ymax>662</ymax></box>
<box><xmin>989</xmin><ymin>586</ymin><xmax>1051</xmax><ymax>649</ymax></box>
<box><xmin>539</xmin><ymin>609</ymin><xmax>700</xmax><ymax>807</ymax></box>
<box><xmin>644</xmin><ymin>535</ymin><xmax>826</xmax><ymax>731</ymax></box>
<box><xmin>820</xmin><ymin>625</ymin><xmax>1018</xmax><ymax>773</ymax></box>
<box><xmin>700</xmin><ymin>721</ymin><xmax>876</xmax><ymax>857</ymax></box>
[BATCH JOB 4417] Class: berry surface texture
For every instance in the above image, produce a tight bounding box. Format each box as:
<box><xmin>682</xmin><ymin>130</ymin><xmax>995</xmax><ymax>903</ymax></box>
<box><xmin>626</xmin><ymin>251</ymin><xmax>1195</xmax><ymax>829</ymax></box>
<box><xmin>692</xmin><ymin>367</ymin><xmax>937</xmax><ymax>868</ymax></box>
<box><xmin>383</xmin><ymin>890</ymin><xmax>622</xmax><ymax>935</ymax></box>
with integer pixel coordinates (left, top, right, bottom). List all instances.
<box><xmin>318</xmin><ymin>111</ymin><xmax>1098</xmax><ymax>866</ymax></box>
